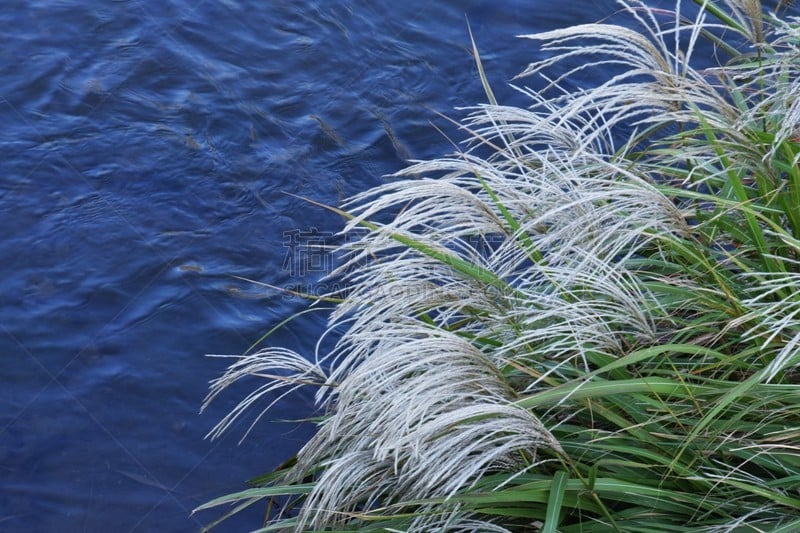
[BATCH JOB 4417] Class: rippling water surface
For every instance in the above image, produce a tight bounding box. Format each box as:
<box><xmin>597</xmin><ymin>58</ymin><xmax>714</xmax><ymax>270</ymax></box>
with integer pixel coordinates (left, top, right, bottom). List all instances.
<box><xmin>1</xmin><ymin>1</ymin><xmax>618</xmax><ymax>530</ymax></box>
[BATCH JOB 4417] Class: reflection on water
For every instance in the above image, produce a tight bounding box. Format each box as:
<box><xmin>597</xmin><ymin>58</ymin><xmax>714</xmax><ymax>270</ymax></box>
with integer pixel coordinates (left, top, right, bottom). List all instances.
<box><xmin>0</xmin><ymin>1</ymin><xmax>614</xmax><ymax>530</ymax></box>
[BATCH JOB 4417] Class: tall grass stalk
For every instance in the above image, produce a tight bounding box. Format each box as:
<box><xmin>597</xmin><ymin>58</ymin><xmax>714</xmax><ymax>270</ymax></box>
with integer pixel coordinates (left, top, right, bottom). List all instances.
<box><xmin>197</xmin><ymin>1</ymin><xmax>800</xmax><ymax>530</ymax></box>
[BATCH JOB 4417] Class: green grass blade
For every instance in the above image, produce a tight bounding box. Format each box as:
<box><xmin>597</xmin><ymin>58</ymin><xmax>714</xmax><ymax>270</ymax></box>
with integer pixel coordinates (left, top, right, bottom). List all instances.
<box><xmin>193</xmin><ymin>483</ymin><xmax>314</xmax><ymax>512</ymax></box>
<box><xmin>517</xmin><ymin>378</ymin><xmax>712</xmax><ymax>409</ymax></box>
<box><xmin>543</xmin><ymin>470</ymin><xmax>568</xmax><ymax>533</ymax></box>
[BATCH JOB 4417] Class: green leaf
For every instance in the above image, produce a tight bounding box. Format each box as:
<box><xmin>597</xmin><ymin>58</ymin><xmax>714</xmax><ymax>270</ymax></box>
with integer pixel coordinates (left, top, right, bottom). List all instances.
<box><xmin>543</xmin><ymin>471</ymin><xmax>568</xmax><ymax>533</ymax></box>
<box><xmin>517</xmin><ymin>378</ymin><xmax>712</xmax><ymax>409</ymax></box>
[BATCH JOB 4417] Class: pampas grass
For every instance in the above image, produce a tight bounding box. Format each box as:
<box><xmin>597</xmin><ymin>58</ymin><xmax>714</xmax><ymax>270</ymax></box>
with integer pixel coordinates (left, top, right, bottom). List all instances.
<box><xmin>197</xmin><ymin>1</ymin><xmax>800</xmax><ymax>530</ymax></box>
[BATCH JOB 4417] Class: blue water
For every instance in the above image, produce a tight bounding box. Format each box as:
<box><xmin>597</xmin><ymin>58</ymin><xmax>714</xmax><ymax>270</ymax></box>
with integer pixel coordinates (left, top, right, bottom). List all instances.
<box><xmin>0</xmin><ymin>1</ymin><xmax>621</xmax><ymax>531</ymax></box>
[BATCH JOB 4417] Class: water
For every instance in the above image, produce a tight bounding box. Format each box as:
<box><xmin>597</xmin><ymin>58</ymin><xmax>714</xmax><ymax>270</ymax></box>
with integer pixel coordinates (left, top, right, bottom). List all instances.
<box><xmin>0</xmin><ymin>1</ymin><xmax>618</xmax><ymax>530</ymax></box>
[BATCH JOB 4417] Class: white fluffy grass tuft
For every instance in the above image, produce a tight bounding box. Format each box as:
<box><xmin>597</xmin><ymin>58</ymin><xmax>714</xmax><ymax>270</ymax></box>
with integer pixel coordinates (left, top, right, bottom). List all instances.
<box><xmin>200</xmin><ymin>1</ymin><xmax>800</xmax><ymax>531</ymax></box>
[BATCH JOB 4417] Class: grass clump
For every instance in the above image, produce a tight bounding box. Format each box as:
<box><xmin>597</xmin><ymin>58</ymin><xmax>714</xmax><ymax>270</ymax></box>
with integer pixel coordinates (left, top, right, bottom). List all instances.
<box><xmin>196</xmin><ymin>1</ymin><xmax>800</xmax><ymax>531</ymax></box>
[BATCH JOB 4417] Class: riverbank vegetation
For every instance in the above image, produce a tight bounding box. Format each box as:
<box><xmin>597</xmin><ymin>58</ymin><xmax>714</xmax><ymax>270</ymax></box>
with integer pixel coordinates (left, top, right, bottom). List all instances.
<box><xmin>197</xmin><ymin>0</ymin><xmax>800</xmax><ymax>530</ymax></box>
